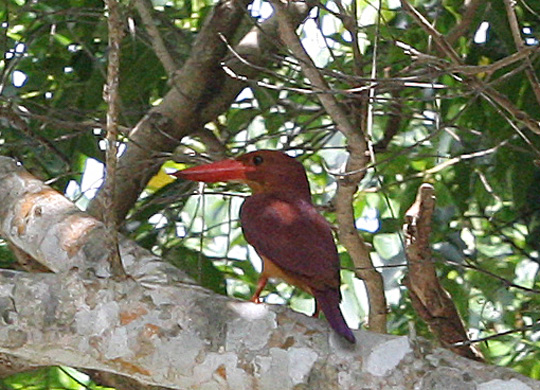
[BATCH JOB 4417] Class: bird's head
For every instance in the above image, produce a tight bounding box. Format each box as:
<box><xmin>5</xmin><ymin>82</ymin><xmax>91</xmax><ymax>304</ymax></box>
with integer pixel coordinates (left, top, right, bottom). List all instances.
<box><xmin>172</xmin><ymin>150</ymin><xmax>311</xmax><ymax>198</ymax></box>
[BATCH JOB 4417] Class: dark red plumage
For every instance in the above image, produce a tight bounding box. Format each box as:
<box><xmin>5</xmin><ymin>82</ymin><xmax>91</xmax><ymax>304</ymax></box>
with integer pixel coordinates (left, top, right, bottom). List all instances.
<box><xmin>173</xmin><ymin>150</ymin><xmax>355</xmax><ymax>343</ymax></box>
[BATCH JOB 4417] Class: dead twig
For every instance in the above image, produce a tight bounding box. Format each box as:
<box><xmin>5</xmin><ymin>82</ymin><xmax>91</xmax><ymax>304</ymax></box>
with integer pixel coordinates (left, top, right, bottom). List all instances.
<box><xmin>403</xmin><ymin>183</ymin><xmax>483</xmax><ymax>361</ymax></box>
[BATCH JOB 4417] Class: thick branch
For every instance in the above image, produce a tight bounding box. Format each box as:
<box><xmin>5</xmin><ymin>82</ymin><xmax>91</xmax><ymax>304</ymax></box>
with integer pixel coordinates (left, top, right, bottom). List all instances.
<box><xmin>200</xmin><ymin>1</ymin><xmax>313</xmax><ymax>122</ymax></box>
<box><xmin>88</xmin><ymin>0</ymin><xmax>251</xmax><ymax>223</ymax></box>
<box><xmin>88</xmin><ymin>0</ymin><xmax>313</xmax><ymax>225</ymax></box>
<box><xmin>0</xmin><ymin>353</ymin><xmax>36</xmax><ymax>378</ymax></box>
<box><xmin>0</xmin><ymin>156</ymin><xmax>186</xmax><ymax>283</ymax></box>
<box><xmin>0</xmin><ymin>158</ymin><xmax>538</xmax><ymax>389</ymax></box>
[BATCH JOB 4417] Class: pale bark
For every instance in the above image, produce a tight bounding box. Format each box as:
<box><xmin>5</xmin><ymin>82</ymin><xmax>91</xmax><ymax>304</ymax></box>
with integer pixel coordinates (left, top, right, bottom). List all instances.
<box><xmin>1</xmin><ymin>158</ymin><xmax>540</xmax><ymax>389</ymax></box>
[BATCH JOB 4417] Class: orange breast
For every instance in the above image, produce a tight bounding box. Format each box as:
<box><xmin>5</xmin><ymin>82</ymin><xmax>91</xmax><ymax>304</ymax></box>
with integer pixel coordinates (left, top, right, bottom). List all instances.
<box><xmin>260</xmin><ymin>255</ymin><xmax>313</xmax><ymax>295</ymax></box>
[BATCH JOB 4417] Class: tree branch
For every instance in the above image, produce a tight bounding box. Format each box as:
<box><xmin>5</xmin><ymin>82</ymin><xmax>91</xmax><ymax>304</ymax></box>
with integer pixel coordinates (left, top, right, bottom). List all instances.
<box><xmin>403</xmin><ymin>183</ymin><xmax>483</xmax><ymax>361</ymax></box>
<box><xmin>0</xmin><ymin>353</ymin><xmax>36</xmax><ymax>378</ymax></box>
<box><xmin>88</xmin><ymin>0</ymin><xmax>252</xmax><ymax>224</ymax></box>
<box><xmin>0</xmin><ymin>157</ymin><xmax>538</xmax><ymax>389</ymax></box>
<box><xmin>103</xmin><ymin>0</ymin><xmax>126</xmax><ymax>278</ymax></box>
<box><xmin>399</xmin><ymin>0</ymin><xmax>540</xmax><ymax>135</ymax></box>
<box><xmin>134</xmin><ymin>0</ymin><xmax>179</xmax><ymax>78</ymax></box>
<box><xmin>88</xmin><ymin>0</ymin><xmax>314</xmax><ymax>225</ymax></box>
<box><xmin>270</xmin><ymin>0</ymin><xmax>387</xmax><ymax>333</ymax></box>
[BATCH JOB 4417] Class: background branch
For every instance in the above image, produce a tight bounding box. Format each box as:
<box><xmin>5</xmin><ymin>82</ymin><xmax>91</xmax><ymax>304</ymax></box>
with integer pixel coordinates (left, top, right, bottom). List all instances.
<box><xmin>503</xmin><ymin>0</ymin><xmax>540</xmax><ymax>105</ymax></box>
<box><xmin>271</xmin><ymin>0</ymin><xmax>387</xmax><ymax>333</ymax></box>
<box><xmin>446</xmin><ymin>0</ymin><xmax>484</xmax><ymax>45</ymax></box>
<box><xmin>399</xmin><ymin>0</ymin><xmax>540</xmax><ymax>135</ymax></box>
<box><xmin>103</xmin><ymin>0</ymin><xmax>125</xmax><ymax>278</ymax></box>
<box><xmin>87</xmin><ymin>0</ymin><xmax>314</xmax><ymax>225</ymax></box>
<box><xmin>403</xmin><ymin>183</ymin><xmax>483</xmax><ymax>361</ymax></box>
<box><xmin>134</xmin><ymin>0</ymin><xmax>179</xmax><ymax>77</ymax></box>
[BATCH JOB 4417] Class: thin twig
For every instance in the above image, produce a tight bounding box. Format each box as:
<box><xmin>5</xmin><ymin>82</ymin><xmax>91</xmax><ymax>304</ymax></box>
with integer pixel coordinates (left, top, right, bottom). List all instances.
<box><xmin>399</xmin><ymin>0</ymin><xmax>540</xmax><ymax>135</ymax></box>
<box><xmin>397</xmin><ymin>41</ymin><xmax>540</xmax><ymax>77</ymax></box>
<box><xmin>0</xmin><ymin>106</ymin><xmax>71</xmax><ymax>168</ymax></box>
<box><xmin>133</xmin><ymin>0</ymin><xmax>178</xmax><ymax>78</ymax></box>
<box><xmin>453</xmin><ymin>321</ymin><xmax>540</xmax><ymax>347</ymax></box>
<box><xmin>503</xmin><ymin>0</ymin><xmax>540</xmax><ymax>106</ymax></box>
<box><xmin>103</xmin><ymin>0</ymin><xmax>126</xmax><ymax>279</ymax></box>
<box><xmin>448</xmin><ymin>259</ymin><xmax>540</xmax><ymax>294</ymax></box>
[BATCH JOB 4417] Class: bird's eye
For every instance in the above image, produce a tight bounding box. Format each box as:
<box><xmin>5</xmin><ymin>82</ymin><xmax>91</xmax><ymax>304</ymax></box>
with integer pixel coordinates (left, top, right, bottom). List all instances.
<box><xmin>253</xmin><ymin>155</ymin><xmax>264</xmax><ymax>166</ymax></box>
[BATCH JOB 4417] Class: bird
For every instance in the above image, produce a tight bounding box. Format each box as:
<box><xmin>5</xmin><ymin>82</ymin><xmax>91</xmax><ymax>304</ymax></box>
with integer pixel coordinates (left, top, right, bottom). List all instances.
<box><xmin>172</xmin><ymin>150</ymin><xmax>356</xmax><ymax>343</ymax></box>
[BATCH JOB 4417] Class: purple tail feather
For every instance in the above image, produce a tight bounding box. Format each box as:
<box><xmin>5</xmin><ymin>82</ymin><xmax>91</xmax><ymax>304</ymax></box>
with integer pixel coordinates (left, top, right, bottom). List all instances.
<box><xmin>314</xmin><ymin>289</ymin><xmax>356</xmax><ymax>344</ymax></box>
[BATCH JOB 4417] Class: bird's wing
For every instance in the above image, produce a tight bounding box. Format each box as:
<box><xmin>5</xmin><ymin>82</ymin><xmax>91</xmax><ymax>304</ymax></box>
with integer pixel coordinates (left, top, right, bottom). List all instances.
<box><xmin>240</xmin><ymin>194</ymin><xmax>341</xmax><ymax>291</ymax></box>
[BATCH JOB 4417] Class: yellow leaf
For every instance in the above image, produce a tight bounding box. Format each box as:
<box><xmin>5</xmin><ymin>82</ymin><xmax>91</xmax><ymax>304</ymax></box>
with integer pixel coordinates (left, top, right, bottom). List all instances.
<box><xmin>147</xmin><ymin>161</ymin><xmax>185</xmax><ymax>192</ymax></box>
<box><xmin>477</xmin><ymin>56</ymin><xmax>491</xmax><ymax>79</ymax></box>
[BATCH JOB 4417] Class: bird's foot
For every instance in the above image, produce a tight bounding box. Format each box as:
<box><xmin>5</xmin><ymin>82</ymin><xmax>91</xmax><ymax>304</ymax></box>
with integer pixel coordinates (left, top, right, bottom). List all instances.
<box><xmin>250</xmin><ymin>276</ymin><xmax>268</xmax><ymax>304</ymax></box>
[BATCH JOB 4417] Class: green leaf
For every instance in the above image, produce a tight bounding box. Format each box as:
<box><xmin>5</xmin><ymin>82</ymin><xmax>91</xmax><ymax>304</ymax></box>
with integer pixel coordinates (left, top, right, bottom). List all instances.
<box><xmin>164</xmin><ymin>246</ymin><xmax>227</xmax><ymax>295</ymax></box>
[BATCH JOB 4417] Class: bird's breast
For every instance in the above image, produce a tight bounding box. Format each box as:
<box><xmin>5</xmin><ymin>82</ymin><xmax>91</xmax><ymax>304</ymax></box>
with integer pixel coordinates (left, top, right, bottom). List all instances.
<box><xmin>260</xmin><ymin>254</ymin><xmax>313</xmax><ymax>295</ymax></box>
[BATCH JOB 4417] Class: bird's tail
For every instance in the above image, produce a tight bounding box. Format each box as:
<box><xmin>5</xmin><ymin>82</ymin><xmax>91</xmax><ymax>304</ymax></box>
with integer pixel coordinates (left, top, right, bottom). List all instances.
<box><xmin>314</xmin><ymin>289</ymin><xmax>356</xmax><ymax>344</ymax></box>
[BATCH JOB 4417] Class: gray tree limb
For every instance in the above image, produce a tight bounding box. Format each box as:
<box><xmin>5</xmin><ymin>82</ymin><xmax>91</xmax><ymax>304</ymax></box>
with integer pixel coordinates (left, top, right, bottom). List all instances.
<box><xmin>1</xmin><ymin>157</ymin><xmax>540</xmax><ymax>389</ymax></box>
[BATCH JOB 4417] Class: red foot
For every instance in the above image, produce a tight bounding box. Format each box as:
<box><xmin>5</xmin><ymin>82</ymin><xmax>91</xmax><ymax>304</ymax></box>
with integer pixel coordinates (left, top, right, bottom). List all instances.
<box><xmin>250</xmin><ymin>276</ymin><xmax>268</xmax><ymax>304</ymax></box>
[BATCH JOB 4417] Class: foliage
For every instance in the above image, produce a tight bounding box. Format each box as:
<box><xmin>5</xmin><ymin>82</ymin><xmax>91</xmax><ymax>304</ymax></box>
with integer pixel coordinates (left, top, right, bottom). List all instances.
<box><xmin>0</xmin><ymin>366</ymin><xmax>112</xmax><ymax>390</ymax></box>
<box><xmin>1</xmin><ymin>0</ymin><xmax>540</xmax><ymax>387</ymax></box>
